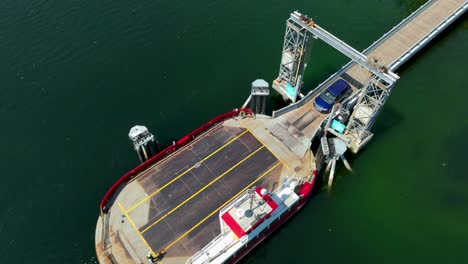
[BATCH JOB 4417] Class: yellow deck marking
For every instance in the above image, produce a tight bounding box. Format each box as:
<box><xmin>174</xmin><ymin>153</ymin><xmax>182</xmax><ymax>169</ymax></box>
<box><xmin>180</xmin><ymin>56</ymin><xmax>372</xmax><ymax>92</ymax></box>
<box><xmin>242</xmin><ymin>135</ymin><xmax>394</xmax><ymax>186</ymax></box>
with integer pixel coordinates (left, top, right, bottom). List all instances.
<box><xmin>141</xmin><ymin>145</ymin><xmax>265</xmax><ymax>234</ymax></box>
<box><xmin>117</xmin><ymin>202</ymin><xmax>156</xmax><ymax>256</ymax></box>
<box><xmin>127</xmin><ymin>130</ymin><xmax>249</xmax><ymax>212</ymax></box>
<box><xmin>242</xmin><ymin>125</ymin><xmax>290</xmax><ymax>170</ymax></box>
<box><xmin>163</xmin><ymin>162</ymin><xmax>281</xmax><ymax>251</ymax></box>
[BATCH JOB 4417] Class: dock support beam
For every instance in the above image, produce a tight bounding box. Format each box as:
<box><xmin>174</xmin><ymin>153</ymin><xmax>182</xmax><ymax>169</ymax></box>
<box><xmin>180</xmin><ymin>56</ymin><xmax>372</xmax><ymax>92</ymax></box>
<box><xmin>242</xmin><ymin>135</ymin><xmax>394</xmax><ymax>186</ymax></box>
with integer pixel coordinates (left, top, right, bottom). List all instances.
<box><xmin>344</xmin><ymin>67</ymin><xmax>397</xmax><ymax>153</ymax></box>
<box><xmin>272</xmin><ymin>18</ymin><xmax>313</xmax><ymax>103</ymax></box>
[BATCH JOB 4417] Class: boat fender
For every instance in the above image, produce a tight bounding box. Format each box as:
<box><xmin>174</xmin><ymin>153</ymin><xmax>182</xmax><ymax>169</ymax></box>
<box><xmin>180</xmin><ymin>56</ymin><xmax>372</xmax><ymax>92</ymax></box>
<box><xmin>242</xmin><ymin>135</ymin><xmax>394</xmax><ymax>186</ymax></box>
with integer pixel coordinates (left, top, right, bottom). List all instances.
<box><xmin>239</xmin><ymin>110</ymin><xmax>246</xmax><ymax>119</ymax></box>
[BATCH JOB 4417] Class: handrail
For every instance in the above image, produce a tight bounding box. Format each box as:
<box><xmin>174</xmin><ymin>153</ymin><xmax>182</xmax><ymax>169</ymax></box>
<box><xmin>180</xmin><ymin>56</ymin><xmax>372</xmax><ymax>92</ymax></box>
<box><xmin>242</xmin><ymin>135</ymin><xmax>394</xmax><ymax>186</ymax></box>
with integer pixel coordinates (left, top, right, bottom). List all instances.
<box><xmin>99</xmin><ymin>108</ymin><xmax>254</xmax><ymax>214</ymax></box>
<box><xmin>186</xmin><ymin>231</ymin><xmax>231</xmax><ymax>263</ymax></box>
<box><xmin>389</xmin><ymin>1</ymin><xmax>468</xmax><ymax>71</ymax></box>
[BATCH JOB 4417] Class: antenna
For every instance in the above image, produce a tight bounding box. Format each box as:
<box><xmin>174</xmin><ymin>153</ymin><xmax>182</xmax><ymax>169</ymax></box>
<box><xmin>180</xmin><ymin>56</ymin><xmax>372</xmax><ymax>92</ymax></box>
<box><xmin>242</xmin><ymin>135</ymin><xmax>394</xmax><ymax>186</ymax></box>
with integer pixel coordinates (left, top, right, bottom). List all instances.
<box><xmin>248</xmin><ymin>187</ymin><xmax>255</xmax><ymax>211</ymax></box>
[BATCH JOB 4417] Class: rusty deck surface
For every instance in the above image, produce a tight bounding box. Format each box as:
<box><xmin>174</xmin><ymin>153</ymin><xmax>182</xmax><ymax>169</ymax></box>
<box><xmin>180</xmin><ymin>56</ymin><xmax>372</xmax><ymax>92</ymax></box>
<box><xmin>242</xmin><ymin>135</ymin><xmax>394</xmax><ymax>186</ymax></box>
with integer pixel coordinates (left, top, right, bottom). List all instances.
<box><xmin>97</xmin><ymin>122</ymin><xmax>294</xmax><ymax>264</ymax></box>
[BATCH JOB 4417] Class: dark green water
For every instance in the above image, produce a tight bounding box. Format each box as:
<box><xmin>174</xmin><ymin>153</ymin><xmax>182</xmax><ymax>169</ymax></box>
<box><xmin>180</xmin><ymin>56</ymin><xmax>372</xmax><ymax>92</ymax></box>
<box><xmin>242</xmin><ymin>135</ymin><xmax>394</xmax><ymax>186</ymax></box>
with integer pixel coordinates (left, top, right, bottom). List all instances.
<box><xmin>0</xmin><ymin>0</ymin><xmax>466</xmax><ymax>263</ymax></box>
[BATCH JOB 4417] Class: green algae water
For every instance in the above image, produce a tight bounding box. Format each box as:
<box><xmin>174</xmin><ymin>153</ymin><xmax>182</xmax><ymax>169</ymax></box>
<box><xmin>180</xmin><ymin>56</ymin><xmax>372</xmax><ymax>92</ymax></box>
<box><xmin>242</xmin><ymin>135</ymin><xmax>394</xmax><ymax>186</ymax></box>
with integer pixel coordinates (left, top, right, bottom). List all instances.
<box><xmin>0</xmin><ymin>0</ymin><xmax>466</xmax><ymax>263</ymax></box>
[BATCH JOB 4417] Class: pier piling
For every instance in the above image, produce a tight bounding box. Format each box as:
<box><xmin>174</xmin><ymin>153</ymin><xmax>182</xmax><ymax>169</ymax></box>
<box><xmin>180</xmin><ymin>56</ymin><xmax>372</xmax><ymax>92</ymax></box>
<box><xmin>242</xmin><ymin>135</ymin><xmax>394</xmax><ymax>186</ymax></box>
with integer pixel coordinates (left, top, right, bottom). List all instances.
<box><xmin>128</xmin><ymin>125</ymin><xmax>159</xmax><ymax>163</ymax></box>
<box><xmin>250</xmin><ymin>79</ymin><xmax>269</xmax><ymax>115</ymax></box>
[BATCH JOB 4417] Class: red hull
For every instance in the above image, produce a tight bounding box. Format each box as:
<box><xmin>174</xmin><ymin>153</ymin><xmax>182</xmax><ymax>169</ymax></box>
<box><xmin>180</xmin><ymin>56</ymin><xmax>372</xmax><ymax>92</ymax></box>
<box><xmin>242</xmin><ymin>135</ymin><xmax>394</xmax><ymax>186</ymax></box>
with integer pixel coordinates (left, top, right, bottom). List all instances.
<box><xmin>227</xmin><ymin>181</ymin><xmax>315</xmax><ymax>264</ymax></box>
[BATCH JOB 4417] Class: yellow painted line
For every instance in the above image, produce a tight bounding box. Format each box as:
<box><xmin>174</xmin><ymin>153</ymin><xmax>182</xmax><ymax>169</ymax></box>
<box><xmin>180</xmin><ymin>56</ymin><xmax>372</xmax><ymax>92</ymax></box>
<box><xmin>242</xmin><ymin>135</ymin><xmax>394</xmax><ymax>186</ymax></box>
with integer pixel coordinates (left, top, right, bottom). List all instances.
<box><xmin>242</xmin><ymin>126</ymin><xmax>290</xmax><ymax>170</ymax></box>
<box><xmin>163</xmin><ymin>162</ymin><xmax>281</xmax><ymax>251</ymax></box>
<box><xmin>117</xmin><ymin>202</ymin><xmax>156</xmax><ymax>256</ymax></box>
<box><xmin>141</xmin><ymin>145</ymin><xmax>265</xmax><ymax>234</ymax></box>
<box><xmin>127</xmin><ymin>130</ymin><xmax>249</xmax><ymax>213</ymax></box>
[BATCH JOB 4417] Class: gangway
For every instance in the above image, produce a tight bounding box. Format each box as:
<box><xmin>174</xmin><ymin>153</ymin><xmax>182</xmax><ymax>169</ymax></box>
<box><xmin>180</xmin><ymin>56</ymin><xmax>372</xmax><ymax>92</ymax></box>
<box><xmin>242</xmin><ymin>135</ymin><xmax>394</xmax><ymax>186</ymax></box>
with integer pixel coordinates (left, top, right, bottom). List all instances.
<box><xmin>273</xmin><ymin>11</ymin><xmax>399</xmax><ymax>102</ymax></box>
<box><xmin>273</xmin><ymin>11</ymin><xmax>401</xmax><ymax>151</ymax></box>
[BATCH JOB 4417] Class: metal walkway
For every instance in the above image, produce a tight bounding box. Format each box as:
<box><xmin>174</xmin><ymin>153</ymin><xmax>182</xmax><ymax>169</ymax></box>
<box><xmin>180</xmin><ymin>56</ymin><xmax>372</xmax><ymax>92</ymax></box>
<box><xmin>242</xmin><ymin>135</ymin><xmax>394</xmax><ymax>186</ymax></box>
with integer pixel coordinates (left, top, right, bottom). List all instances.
<box><xmin>272</xmin><ymin>0</ymin><xmax>467</xmax><ymax>153</ymax></box>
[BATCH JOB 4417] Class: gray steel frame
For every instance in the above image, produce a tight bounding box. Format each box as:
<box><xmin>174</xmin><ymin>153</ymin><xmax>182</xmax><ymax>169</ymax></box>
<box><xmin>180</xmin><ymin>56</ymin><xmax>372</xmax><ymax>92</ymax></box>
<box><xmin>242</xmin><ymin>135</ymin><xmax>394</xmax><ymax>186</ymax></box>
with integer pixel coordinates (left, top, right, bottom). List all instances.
<box><xmin>274</xmin><ymin>11</ymin><xmax>401</xmax><ymax>146</ymax></box>
<box><xmin>345</xmin><ymin>74</ymin><xmax>394</xmax><ymax>142</ymax></box>
<box><xmin>288</xmin><ymin>11</ymin><xmax>399</xmax><ymax>85</ymax></box>
<box><xmin>275</xmin><ymin>19</ymin><xmax>313</xmax><ymax>101</ymax></box>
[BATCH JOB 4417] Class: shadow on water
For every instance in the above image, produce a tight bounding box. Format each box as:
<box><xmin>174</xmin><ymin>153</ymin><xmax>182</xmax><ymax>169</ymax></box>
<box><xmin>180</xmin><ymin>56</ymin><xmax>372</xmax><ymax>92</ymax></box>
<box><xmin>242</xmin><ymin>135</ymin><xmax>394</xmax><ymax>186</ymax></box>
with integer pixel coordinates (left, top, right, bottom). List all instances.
<box><xmin>270</xmin><ymin>92</ymin><xmax>291</xmax><ymax>112</ymax></box>
<box><xmin>371</xmin><ymin>105</ymin><xmax>404</xmax><ymax>138</ymax></box>
<box><xmin>307</xmin><ymin>102</ymin><xmax>404</xmax><ymax>193</ymax></box>
<box><xmin>303</xmin><ymin>64</ymin><xmax>347</xmax><ymax>93</ymax></box>
<box><xmin>446</xmin><ymin>127</ymin><xmax>468</xmax><ymax>182</ymax></box>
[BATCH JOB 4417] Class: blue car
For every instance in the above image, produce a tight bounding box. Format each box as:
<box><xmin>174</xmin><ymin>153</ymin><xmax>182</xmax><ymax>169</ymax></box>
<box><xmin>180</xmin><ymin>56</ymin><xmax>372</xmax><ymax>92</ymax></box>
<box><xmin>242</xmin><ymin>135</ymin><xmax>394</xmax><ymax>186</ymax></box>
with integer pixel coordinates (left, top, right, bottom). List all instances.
<box><xmin>313</xmin><ymin>79</ymin><xmax>351</xmax><ymax>113</ymax></box>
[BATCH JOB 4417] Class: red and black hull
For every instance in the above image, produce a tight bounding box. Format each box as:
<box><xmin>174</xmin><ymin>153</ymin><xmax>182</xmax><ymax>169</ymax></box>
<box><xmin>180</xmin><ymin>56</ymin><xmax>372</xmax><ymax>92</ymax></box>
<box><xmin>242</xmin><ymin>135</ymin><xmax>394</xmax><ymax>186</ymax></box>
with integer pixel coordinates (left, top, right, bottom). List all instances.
<box><xmin>228</xmin><ymin>181</ymin><xmax>315</xmax><ymax>264</ymax></box>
